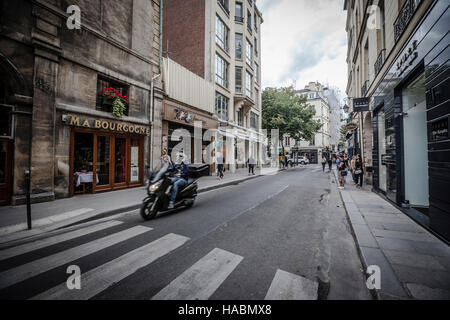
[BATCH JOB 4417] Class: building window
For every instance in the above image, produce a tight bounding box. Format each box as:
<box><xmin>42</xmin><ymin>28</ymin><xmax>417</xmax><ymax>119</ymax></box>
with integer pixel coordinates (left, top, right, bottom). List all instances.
<box><xmin>218</xmin><ymin>0</ymin><xmax>229</xmax><ymax>14</ymax></box>
<box><xmin>254</xmin><ymin>38</ymin><xmax>258</xmax><ymax>57</ymax></box>
<box><xmin>215</xmin><ymin>92</ymin><xmax>228</xmax><ymax>121</ymax></box>
<box><xmin>308</xmin><ymin>93</ymin><xmax>315</xmax><ymax>100</ymax></box>
<box><xmin>254</xmin><ymin>63</ymin><xmax>259</xmax><ymax>83</ymax></box>
<box><xmin>246</xmin><ymin>39</ymin><xmax>252</xmax><ymax>66</ymax></box>
<box><xmin>235</xmin><ymin>67</ymin><xmax>243</xmax><ymax>93</ymax></box>
<box><xmin>310</xmin><ymin>136</ymin><xmax>315</xmax><ymax>146</ymax></box>
<box><xmin>379</xmin><ymin>0</ymin><xmax>386</xmax><ymax>50</ymax></box>
<box><xmin>255</xmin><ymin>88</ymin><xmax>259</xmax><ymax>107</ymax></box>
<box><xmin>246</xmin><ymin>71</ymin><xmax>252</xmax><ymax>98</ymax></box>
<box><xmin>254</xmin><ymin>12</ymin><xmax>258</xmax><ymax>31</ymax></box>
<box><xmin>0</xmin><ymin>105</ymin><xmax>12</xmax><ymax>137</ymax></box>
<box><xmin>235</xmin><ymin>2</ymin><xmax>243</xmax><ymax>22</ymax></box>
<box><xmin>216</xmin><ymin>16</ymin><xmax>229</xmax><ymax>52</ymax></box>
<box><xmin>250</xmin><ymin>111</ymin><xmax>258</xmax><ymax>129</ymax></box>
<box><xmin>215</xmin><ymin>54</ymin><xmax>229</xmax><ymax>88</ymax></box>
<box><xmin>96</xmin><ymin>77</ymin><xmax>129</xmax><ymax>116</ymax></box>
<box><xmin>247</xmin><ymin>10</ymin><xmax>252</xmax><ymax>31</ymax></box>
<box><xmin>235</xmin><ymin>33</ymin><xmax>243</xmax><ymax>59</ymax></box>
<box><xmin>237</xmin><ymin>108</ymin><xmax>244</xmax><ymax>126</ymax></box>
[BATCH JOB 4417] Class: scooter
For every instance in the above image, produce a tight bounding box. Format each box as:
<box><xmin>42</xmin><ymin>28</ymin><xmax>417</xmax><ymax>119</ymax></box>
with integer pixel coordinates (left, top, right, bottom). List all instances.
<box><xmin>140</xmin><ymin>163</ymin><xmax>198</xmax><ymax>220</ymax></box>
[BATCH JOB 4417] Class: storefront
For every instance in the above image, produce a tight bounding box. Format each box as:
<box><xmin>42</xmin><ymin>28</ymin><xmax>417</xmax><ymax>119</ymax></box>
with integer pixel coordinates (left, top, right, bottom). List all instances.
<box><xmin>298</xmin><ymin>149</ymin><xmax>319</xmax><ymax>164</ymax></box>
<box><xmin>162</xmin><ymin>100</ymin><xmax>218</xmax><ymax>172</ymax></box>
<box><xmin>372</xmin><ymin>0</ymin><xmax>450</xmax><ymax>240</ymax></box>
<box><xmin>64</xmin><ymin>115</ymin><xmax>148</xmax><ymax>196</ymax></box>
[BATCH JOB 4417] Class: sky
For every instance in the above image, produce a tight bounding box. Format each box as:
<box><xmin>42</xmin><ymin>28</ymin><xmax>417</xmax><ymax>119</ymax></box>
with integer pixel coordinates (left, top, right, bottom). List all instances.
<box><xmin>258</xmin><ymin>0</ymin><xmax>348</xmax><ymax>98</ymax></box>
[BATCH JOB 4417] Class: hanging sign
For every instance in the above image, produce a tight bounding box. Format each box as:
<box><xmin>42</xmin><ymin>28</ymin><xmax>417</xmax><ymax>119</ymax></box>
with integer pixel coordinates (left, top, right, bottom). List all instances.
<box><xmin>353</xmin><ymin>98</ymin><xmax>370</xmax><ymax>112</ymax></box>
<box><xmin>346</xmin><ymin>122</ymin><xmax>359</xmax><ymax>131</ymax></box>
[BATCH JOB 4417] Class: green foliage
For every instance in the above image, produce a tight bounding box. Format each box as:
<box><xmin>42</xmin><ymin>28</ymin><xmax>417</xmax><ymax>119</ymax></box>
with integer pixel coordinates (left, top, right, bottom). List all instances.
<box><xmin>262</xmin><ymin>86</ymin><xmax>322</xmax><ymax>145</ymax></box>
<box><xmin>112</xmin><ymin>97</ymin><xmax>127</xmax><ymax>118</ymax></box>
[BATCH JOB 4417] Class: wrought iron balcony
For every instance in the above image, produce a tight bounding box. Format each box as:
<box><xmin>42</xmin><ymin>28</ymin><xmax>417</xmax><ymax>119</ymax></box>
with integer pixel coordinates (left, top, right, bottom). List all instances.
<box><xmin>374</xmin><ymin>49</ymin><xmax>386</xmax><ymax>77</ymax></box>
<box><xmin>394</xmin><ymin>0</ymin><xmax>422</xmax><ymax>43</ymax></box>
<box><xmin>361</xmin><ymin>80</ymin><xmax>369</xmax><ymax>97</ymax></box>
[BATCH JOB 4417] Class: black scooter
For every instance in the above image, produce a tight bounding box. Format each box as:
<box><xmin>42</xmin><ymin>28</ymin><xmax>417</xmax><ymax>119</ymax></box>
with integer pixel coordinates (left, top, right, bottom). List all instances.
<box><xmin>140</xmin><ymin>163</ymin><xmax>198</xmax><ymax>220</ymax></box>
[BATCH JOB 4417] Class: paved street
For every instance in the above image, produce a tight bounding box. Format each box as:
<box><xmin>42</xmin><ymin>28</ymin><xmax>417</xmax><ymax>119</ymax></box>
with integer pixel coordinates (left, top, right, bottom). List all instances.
<box><xmin>0</xmin><ymin>165</ymin><xmax>372</xmax><ymax>300</ymax></box>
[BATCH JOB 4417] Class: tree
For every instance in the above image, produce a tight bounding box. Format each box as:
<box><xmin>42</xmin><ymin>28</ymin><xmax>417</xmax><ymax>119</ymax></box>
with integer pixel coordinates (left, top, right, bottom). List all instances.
<box><xmin>262</xmin><ymin>86</ymin><xmax>322</xmax><ymax>147</ymax></box>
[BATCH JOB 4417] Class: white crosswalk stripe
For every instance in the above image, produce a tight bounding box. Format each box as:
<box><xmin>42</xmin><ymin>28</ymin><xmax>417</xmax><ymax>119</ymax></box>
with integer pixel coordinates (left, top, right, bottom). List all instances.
<box><xmin>0</xmin><ymin>225</ymin><xmax>151</xmax><ymax>290</ymax></box>
<box><xmin>31</xmin><ymin>233</ymin><xmax>190</xmax><ymax>300</ymax></box>
<box><xmin>0</xmin><ymin>220</ymin><xmax>123</xmax><ymax>261</ymax></box>
<box><xmin>151</xmin><ymin>248</ymin><xmax>243</xmax><ymax>300</ymax></box>
<box><xmin>265</xmin><ymin>269</ymin><xmax>318</xmax><ymax>300</ymax></box>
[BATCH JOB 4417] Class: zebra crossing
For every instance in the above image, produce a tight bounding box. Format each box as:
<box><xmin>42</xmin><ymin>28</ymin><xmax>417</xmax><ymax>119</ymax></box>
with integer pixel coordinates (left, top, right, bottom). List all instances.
<box><xmin>0</xmin><ymin>220</ymin><xmax>319</xmax><ymax>300</ymax></box>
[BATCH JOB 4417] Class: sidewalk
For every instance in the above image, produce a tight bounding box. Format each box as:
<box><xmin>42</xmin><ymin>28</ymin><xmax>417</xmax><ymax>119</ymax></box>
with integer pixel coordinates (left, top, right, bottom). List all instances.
<box><xmin>0</xmin><ymin>166</ymin><xmax>279</xmax><ymax>243</ymax></box>
<box><xmin>334</xmin><ymin>169</ymin><xmax>450</xmax><ymax>300</ymax></box>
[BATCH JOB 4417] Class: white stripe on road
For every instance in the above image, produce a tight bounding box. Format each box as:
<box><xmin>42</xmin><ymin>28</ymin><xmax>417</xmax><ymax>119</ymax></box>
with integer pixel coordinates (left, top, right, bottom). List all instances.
<box><xmin>32</xmin><ymin>233</ymin><xmax>190</xmax><ymax>300</ymax></box>
<box><xmin>0</xmin><ymin>208</ymin><xmax>95</xmax><ymax>236</ymax></box>
<box><xmin>0</xmin><ymin>226</ymin><xmax>151</xmax><ymax>290</ymax></box>
<box><xmin>0</xmin><ymin>220</ymin><xmax>123</xmax><ymax>261</ymax></box>
<box><xmin>151</xmin><ymin>248</ymin><xmax>243</xmax><ymax>300</ymax></box>
<box><xmin>265</xmin><ymin>269</ymin><xmax>318</xmax><ymax>300</ymax></box>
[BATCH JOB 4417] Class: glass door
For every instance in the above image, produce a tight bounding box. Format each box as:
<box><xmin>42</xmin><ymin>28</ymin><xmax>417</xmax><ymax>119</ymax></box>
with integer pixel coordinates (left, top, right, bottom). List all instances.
<box><xmin>94</xmin><ymin>135</ymin><xmax>112</xmax><ymax>190</ymax></box>
<box><xmin>378</xmin><ymin>111</ymin><xmax>387</xmax><ymax>192</ymax></box>
<box><xmin>114</xmin><ymin>137</ymin><xmax>127</xmax><ymax>185</ymax></box>
<box><xmin>129</xmin><ymin>138</ymin><xmax>141</xmax><ymax>184</ymax></box>
<box><xmin>0</xmin><ymin>139</ymin><xmax>11</xmax><ymax>205</ymax></box>
<box><xmin>402</xmin><ymin>73</ymin><xmax>429</xmax><ymax>207</ymax></box>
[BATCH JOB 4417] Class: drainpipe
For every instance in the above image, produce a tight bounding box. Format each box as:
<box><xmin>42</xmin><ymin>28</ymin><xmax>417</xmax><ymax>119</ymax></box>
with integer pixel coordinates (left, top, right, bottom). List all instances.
<box><xmin>149</xmin><ymin>73</ymin><xmax>161</xmax><ymax>171</ymax></box>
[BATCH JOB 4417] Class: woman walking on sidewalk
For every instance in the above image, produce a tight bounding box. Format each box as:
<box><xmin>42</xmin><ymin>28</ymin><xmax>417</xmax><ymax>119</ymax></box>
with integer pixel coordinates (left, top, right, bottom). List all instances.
<box><xmin>354</xmin><ymin>155</ymin><xmax>365</xmax><ymax>189</ymax></box>
<box><xmin>215</xmin><ymin>151</ymin><xmax>224</xmax><ymax>180</ymax></box>
<box><xmin>338</xmin><ymin>155</ymin><xmax>347</xmax><ymax>189</ymax></box>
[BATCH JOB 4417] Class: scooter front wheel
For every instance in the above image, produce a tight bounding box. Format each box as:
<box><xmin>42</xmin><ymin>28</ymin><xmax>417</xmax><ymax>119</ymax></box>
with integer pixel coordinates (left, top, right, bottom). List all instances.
<box><xmin>140</xmin><ymin>198</ymin><xmax>159</xmax><ymax>220</ymax></box>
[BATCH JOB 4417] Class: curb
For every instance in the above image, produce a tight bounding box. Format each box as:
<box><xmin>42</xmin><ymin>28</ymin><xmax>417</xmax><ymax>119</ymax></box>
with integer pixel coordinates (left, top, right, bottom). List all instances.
<box><xmin>331</xmin><ymin>169</ymin><xmax>380</xmax><ymax>300</ymax></box>
<box><xmin>0</xmin><ymin>169</ymin><xmax>282</xmax><ymax>245</ymax></box>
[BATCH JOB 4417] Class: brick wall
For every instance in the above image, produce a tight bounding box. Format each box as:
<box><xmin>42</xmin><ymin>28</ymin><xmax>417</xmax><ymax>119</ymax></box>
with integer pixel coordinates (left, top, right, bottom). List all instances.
<box><xmin>163</xmin><ymin>0</ymin><xmax>205</xmax><ymax>78</ymax></box>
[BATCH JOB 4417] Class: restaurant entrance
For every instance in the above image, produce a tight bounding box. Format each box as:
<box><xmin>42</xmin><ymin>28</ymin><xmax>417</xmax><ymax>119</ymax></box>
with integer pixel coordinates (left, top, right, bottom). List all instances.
<box><xmin>70</xmin><ymin>129</ymin><xmax>144</xmax><ymax>196</ymax></box>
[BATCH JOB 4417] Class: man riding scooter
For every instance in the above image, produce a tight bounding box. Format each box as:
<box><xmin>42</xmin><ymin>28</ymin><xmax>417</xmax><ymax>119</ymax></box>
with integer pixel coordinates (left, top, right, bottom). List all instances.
<box><xmin>168</xmin><ymin>156</ymin><xmax>189</xmax><ymax>209</ymax></box>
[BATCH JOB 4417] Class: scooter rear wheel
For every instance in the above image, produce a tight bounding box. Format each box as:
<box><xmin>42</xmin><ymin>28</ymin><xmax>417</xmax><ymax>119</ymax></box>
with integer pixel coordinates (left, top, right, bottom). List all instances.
<box><xmin>140</xmin><ymin>199</ymin><xmax>159</xmax><ymax>220</ymax></box>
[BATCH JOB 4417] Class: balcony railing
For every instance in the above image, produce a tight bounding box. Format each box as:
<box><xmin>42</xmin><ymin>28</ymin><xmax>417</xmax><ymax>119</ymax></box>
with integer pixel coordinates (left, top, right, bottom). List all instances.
<box><xmin>235</xmin><ymin>16</ymin><xmax>244</xmax><ymax>23</ymax></box>
<box><xmin>361</xmin><ymin>80</ymin><xmax>369</xmax><ymax>97</ymax></box>
<box><xmin>374</xmin><ymin>49</ymin><xmax>386</xmax><ymax>77</ymax></box>
<box><xmin>394</xmin><ymin>0</ymin><xmax>422</xmax><ymax>43</ymax></box>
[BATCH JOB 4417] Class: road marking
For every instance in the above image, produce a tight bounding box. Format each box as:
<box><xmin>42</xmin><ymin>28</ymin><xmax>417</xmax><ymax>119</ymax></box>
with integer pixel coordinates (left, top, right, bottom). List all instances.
<box><xmin>32</xmin><ymin>233</ymin><xmax>190</xmax><ymax>300</ymax></box>
<box><xmin>265</xmin><ymin>269</ymin><xmax>318</xmax><ymax>300</ymax></box>
<box><xmin>0</xmin><ymin>208</ymin><xmax>95</xmax><ymax>236</ymax></box>
<box><xmin>0</xmin><ymin>220</ymin><xmax>123</xmax><ymax>261</ymax></box>
<box><xmin>151</xmin><ymin>248</ymin><xmax>243</xmax><ymax>300</ymax></box>
<box><xmin>0</xmin><ymin>226</ymin><xmax>151</xmax><ymax>290</ymax></box>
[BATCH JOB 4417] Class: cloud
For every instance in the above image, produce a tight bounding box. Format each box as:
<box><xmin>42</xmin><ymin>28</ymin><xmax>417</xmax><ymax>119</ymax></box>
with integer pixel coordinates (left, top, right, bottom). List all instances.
<box><xmin>259</xmin><ymin>0</ymin><xmax>348</xmax><ymax>95</ymax></box>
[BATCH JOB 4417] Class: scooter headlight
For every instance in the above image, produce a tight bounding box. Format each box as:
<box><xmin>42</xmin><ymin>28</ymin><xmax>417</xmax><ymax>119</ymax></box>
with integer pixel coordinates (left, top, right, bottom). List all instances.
<box><xmin>149</xmin><ymin>180</ymin><xmax>163</xmax><ymax>192</ymax></box>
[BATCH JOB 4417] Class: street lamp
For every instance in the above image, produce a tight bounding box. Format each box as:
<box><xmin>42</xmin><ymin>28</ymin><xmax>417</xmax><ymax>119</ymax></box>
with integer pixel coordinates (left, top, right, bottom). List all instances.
<box><xmin>343</xmin><ymin>104</ymin><xmax>349</xmax><ymax>113</ymax></box>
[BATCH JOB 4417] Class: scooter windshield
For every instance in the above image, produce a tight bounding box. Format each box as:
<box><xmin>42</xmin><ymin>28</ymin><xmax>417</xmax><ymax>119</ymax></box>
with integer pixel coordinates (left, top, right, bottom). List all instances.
<box><xmin>150</xmin><ymin>163</ymin><xmax>170</xmax><ymax>184</ymax></box>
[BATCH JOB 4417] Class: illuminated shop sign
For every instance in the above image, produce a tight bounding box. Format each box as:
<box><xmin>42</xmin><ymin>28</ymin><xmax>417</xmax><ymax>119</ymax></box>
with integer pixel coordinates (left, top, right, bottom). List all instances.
<box><xmin>62</xmin><ymin>115</ymin><xmax>150</xmax><ymax>136</ymax></box>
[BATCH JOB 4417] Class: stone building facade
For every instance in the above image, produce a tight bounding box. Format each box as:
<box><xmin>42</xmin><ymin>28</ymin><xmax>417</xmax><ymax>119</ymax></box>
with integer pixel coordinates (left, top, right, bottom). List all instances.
<box><xmin>344</xmin><ymin>0</ymin><xmax>450</xmax><ymax>240</ymax></box>
<box><xmin>0</xmin><ymin>0</ymin><xmax>163</xmax><ymax>205</ymax></box>
<box><xmin>295</xmin><ymin>82</ymin><xmax>332</xmax><ymax>164</ymax></box>
<box><xmin>163</xmin><ymin>0</ymin><xmax>264</xmax><ymax>170</ymax></box>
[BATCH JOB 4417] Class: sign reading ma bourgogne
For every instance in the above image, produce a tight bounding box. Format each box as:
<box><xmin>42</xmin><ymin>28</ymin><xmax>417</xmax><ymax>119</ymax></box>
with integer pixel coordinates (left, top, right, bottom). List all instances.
<box><xmin>62</xmin><ymin>115</ymin><xmax>150</xmax><ymax>136</ymax></box>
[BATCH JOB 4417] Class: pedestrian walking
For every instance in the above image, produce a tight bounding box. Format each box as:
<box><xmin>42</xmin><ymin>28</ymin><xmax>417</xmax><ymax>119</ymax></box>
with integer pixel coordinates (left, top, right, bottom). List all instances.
<box><xmin>321</xmin><ymin>156</ymin><xmax>327</xmax><ymax>172</ymax></box>
<box><xmin>248</xmin><ymin>155</ymin><xmax>256</xmax><ymax>175</ymax></box>
<box><xmin>338</xmin><ymin>155</ymin><xmax>347</xmax><ymax>189</ymax></box>
<box><xmin>215</xmin><ymin>151</ymin><xmax>224</xmax><ymax>179</ymax></box>
<box><xmin>354</xmin><ymin>155</ymin><xmax>365</xmax><ymax>189</ymax></box>
<box><xmin>161</xmin><ymin>149</ymin><xmax>172</xmax><ymax>165</ymax></box>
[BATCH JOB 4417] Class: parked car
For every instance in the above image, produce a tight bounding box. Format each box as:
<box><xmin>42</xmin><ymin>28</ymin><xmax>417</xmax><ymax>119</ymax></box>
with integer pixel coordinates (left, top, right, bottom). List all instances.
<box><xmin>286</xmin><ymin>155</ymin><xmax>309</xmax><ymax>166</ymax></box>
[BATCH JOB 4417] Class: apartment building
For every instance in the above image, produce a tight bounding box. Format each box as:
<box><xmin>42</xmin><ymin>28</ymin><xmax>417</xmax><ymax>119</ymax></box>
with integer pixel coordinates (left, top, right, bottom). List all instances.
<box><xmin>163</xmin><ymin>0</ymin><xmax>264</xmax><ymax>170</ymax></box>
<box><xmin>294</xmin><ymin>82</ymin><xmax>332</xmax><ymax>164</ymax></box>
<box><xmin>344</xmin><ymin>0</ymin><xmax>450</xmax><ymax>240</ymax></box>
<box><xmin>0</xmin><ymin>0</ymin><xmax>163</xmax><ymax>205</ymax></box>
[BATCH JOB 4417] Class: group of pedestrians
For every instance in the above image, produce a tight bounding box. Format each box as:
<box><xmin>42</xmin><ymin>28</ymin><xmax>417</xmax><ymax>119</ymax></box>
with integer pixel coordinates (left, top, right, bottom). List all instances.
<box><xmin>336</xmin><ymin>153</ymin><xmax>365</xmax><ymax>190</ymax></box>
<box><xmin>321</xmin><ymin>147</ymin><xmax>333</xmax><ymax>172</ymax></box>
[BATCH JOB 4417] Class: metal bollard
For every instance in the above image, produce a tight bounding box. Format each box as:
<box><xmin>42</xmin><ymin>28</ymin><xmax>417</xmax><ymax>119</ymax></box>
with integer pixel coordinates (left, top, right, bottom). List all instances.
<box><xmin>25</xmin><ymin>170</ymin><xmax>32</xmax><ymax>230</ymax></box>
